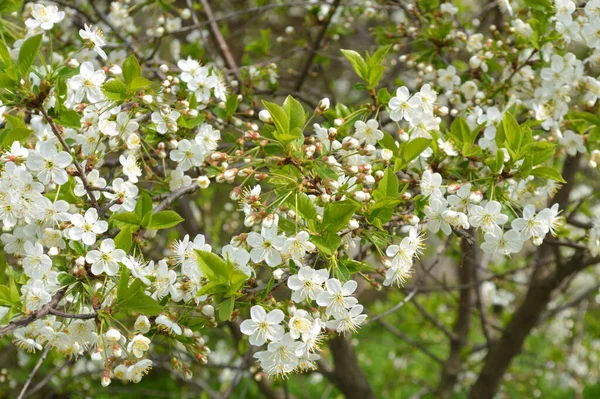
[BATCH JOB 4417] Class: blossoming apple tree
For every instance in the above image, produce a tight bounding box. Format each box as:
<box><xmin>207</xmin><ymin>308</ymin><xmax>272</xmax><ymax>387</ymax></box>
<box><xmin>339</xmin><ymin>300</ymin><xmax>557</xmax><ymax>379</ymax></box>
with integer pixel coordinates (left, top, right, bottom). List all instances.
<box><xmin>1</xmin><ymin>0</ymin><xmax>600</xmax><ymax>398</ymax></box>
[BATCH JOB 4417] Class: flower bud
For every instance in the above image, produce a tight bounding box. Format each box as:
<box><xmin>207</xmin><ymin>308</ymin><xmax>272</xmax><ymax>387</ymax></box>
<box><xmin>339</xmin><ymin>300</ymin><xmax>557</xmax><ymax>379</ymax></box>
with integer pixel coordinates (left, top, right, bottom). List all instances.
<box><xmin>348</xmin><ymin>218</ymin><xmax>360</xmax><ymax>230</ymax></box>
<box><xmin>469</xmin><ymin>191</ymin><xmax>483</xmax><ymax>204</ymax></box>
<box><xmin>67</xmin><ymin>58</ymin><xmax>80</xmax><ymax>68</ymax></box>
<box><xmin>181</xmin><ymin>8</ymin><xmax>192</xmax><ymax>19</ymax></box>
<box><xmin>273</xmin><ymin>268</ymin><xmax>284</xmax><ymax>280</ymax></box>
<box><xmin>258</xmin><ymin>110</ymin><xmax>272</xmax><ymax>123</ymax></box>
<box><xmin>202</xmin><ymin>304</ymin><xmax>215</xmax><ymax>317</ymax></box>
<box><xmin>317</xmin><ymin>98</ymin><xmax>330</xmax><ymax>113</ymax></box>
<box><xmin>142</xmin><ymin>95</ymin><xmax>153</xmax><ymax>104</ymax></box>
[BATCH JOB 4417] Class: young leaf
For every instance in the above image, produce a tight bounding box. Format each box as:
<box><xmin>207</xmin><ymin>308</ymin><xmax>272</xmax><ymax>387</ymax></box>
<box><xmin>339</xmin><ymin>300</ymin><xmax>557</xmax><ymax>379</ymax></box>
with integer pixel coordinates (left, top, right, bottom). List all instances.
<box><xmin>376</xmin><ymin>168</ymin><xmax>399</xmax><ymax>198</ymax></box>
<box><xmin>218</xmin><ymin>297</ymin><xmax>235</xmax><ymax>322</ymax></box>
<box><xmin>17</xmin><ymin>34</ymin><xmax>42</xmax><ymax>76</ymax></box>
<box><xmin>321</xmin><ymin>200</ymin><xmax>360</xmax><ymax>232</ymax></box>
<box><xmin>502</xmin><ymin>112</ymin><xmax>522</xmax><ymax>153</ymax></box>
<box><xmin>530</xmin><ymin>167</ymin><xmax>566</xmax><ymax>183</ymax></box>
<box><xmin>296</xmin><ymin>193</ymin><xmax>317</xmax><ymax>221</ymax></box>
<box><xmin>122</xmin><ymin>55</ymin><xmax>141</xmax><ymax>87</ymax></box>
<box><xmin>340</xmin><ymin>49</ymin><xmax>368</xmax><ymax>81</ymax></box>
<box><xmin>147</xmin><ymin>211</ymin><xmax>183</xmax><ymax>230</ymax></box>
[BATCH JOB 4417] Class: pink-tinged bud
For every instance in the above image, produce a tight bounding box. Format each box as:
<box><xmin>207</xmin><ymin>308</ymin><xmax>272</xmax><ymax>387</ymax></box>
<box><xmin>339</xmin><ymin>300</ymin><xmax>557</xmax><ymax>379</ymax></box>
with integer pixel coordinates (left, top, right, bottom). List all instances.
<box><xmin>469</xmin><ymin>191</ymin><xmax>483</xmax><ymax>204</ymax></box>
<box><xmin>448</xmin><ymin>183</ymin><xmax>461</xmax><ymax>194</ymax></box>
<box><xmin>101</xmin><ymin>372</ymin><xmax>111</xmax><ymax>387</ymax></box>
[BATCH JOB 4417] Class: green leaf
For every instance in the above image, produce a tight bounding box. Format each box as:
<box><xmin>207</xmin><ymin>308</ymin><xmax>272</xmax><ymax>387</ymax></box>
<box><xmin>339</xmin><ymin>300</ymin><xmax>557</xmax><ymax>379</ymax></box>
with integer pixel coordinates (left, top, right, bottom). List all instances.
<box><xmin>530</xmin><ymin>167</ymin><xmax>566</xmax><ymax>183</ymax></box>
<box><xmin>398</xmin><ymin>138</ymin><xmax>431</xmax><ymax>169</ymax></box>
<box><xmin>0</xmin><ymin>279</ymin><xmax>19</xmax><ymax>307</ymax></box>
<box><xmin>502</xmin><ymin>112</ymin><xmax>522</xmax><ymax>153</ymax></box>
<box><xmin>147</xmin><ymin>211</ymin><xmax>183</xmax><ymax>230</ymax></box>
<box><xmin>54</xmin><ymin>109</ymin><xmax>81</xmax><ymax>129</ymax></box>
<box><xmin>135</xmin><ymin>193</ymin><xmax>153</xmax><ymax>227</ymax></box>
<box><xmin>116</xmin><ymin>266</ymin><xmax>162</xmax><ymax>316</ymax></box>
<box><xmin>321</xmin><ymin>200</ymin><xmax>360</xmax><ymax>233</ymax></box>
<box><xmin>262</xmin><ymin>100</ymin><xmax>289</xmax><ymax>134</ymax></box>
<box><xmin>0</xmin><ymin>127</ymin><xmax>31</xmax><ymax>147</ymax></box>
<box><xmin>195</xmin><ymin>250</ymin><xmax>230</xmax><ymax>284</ymax></box>
<box><xmin>376</xmin><ymin>168</ymin><xmax>399</xmax><ymax>198</ymax></box>
<box><xmin>518</xmin><ymin>156</ymin><xmax>533</xmax><ymax>178</ymax></box>
<box><xmin>296</xmin><ymin>193</ymin><xmax>317</xmax><ymax>221</ymax></box>
<box><xmin>0</xmin><ymin>40</ymin><xmax>11</xmax><ymax>68</ymax></box>
<box><xmin>0</xmin><ymin>0</ymin><xmax>23</xmax><ymax>13</ymax></box>
<box><xmin>110</xmin><ymin>211</ymin><xmax>141</xmax><ymax>229</ymax></box>
<box><xmin>17</xmin><ymin>34</ymin><xmax>43</xmax><ymax>77</ymax></box>
<box><xmin>282</xmin><ymin>95</ymin><xmax>306</xmax><ymax>131</ymax></box>
<box><xmin>379</xmin><ymin>132</ymin><xmax>399</xmax><ymax>156</ymax></box>
<box><xmin>341</xmin><ymin>49</ymin><xmax>368</xmax><ymax>81</ymax></box>
<box><xmin>225</xmin><ymin>94</ymin><xmax>239</xmax><ymax>119</ymax></box>
<box><xmin>522</xmin><ymin>141</ymin><xmax>556</xmax><ymax>166</ymax></box>
<box><xmin>129</xmin><ymin>76</ymin><xmax>152</xmax><ymax>92</ymax></box>
<box><xmin>122</xmin><ymin>55</ymin><xmax>141</xmax><ymax>87</ymax></box>
<box><xmin>312</xmin><ymin>231</ymin><xmax>342</xmax><ymax>256</ymax></box>
<box><xmin>218</xmin><ymin>297</ymin><xmax>235</xmax><ymax>322</ymax></box>
<box><xmin>114</xmin><ymin>227</ymin><xmax>133</xmax><ymax>252</ymax></box>
<box><xmin>196</xmin><ymin>281</ymin><xmax>228</xmax><ymax>297</ymax></box>
<box><xmin>102</xmin><ymin>79</ymin><xmax>128</xmax><ymax>101</ymax></box>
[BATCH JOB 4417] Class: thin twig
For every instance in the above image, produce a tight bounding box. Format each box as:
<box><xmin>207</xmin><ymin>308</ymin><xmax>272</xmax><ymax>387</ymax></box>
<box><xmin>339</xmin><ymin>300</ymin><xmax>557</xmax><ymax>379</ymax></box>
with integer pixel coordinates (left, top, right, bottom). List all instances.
<box><xmin>17</xmin><ymin>346</ymin><xmax>51</xmax><ymax>399</ymax></box>
<box><xmin>0</xmin><ymin>288</ymin><xmax>66</xmax><ymax>337</ymax></box>
<box><xmin>200</xmin><ymin>0</ymin><xmax>240</xmax><ymax>79</ymax></box>
<box><xmin>294</xmin><ymin>0</ymin><xmax>342</xmax><ymax>91</ymax></box>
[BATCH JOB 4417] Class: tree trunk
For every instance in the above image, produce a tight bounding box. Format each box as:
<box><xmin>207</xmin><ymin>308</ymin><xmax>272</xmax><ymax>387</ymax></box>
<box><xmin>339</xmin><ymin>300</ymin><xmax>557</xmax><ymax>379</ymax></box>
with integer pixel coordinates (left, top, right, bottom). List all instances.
<box><xmin>326</xmin><ymin>335</ymin><xmax>377</xmax><ymax>399</ymax></box>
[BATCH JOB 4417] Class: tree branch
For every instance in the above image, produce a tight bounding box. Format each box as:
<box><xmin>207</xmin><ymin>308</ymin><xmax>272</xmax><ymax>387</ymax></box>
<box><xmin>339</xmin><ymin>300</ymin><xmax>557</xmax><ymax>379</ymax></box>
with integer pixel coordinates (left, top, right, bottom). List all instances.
<box><xmin>437</xmin><ymin>230</ymin><xmax>477</xmax><ymax>399</ymax></box>
<box><xmin>294</xmin><ymin>0</ymin><xmax>342</xmax><ymax>92</ymax></box>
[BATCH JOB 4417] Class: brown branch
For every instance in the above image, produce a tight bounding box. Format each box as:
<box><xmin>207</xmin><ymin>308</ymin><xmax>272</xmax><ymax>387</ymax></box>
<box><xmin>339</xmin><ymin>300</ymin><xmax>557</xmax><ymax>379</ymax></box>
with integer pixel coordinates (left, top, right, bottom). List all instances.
<box><xmin>540</xmin><ymin>281</ymin><xmax>600</xmax><ymax>323</ymax></box>
<box><xmin>17</xmin><ymin>346</ymin><xmax>51</xmax><ymax>399</ymax></box>
<box><xmin>153</xmin><ymin>185</ymin><xmax>198</xmax><ymax>213</ymax></box>
<box><xmin>47</xmin><ymin>308</ymin><xmax>97</xmax><ymax>319</ymax></box>
<box><xmin>23</xmin><ymin>357</ymin><xmax>76</xmax><ymax>399</ymax></box>
<box><xmin>200</xmin><ymin>0</ymin><xmax>240</xmax><ymax>79</ymax></box>
<box><xmin>436</xmin><ymin>230</ymin><xmax>477</xmax><ymax>399</ymax></box>
<box><xmin>323</xmin><ymin>334</ymin><xmax>378</xmax><ymax>399</ymax></box>
<box><xmin>294</xmin><ymin>0</ymin><xmax>342</xmax><ymax>92</ymax></box>
<box><xmin>378</xmin><ymin>320</ymin><xmax>444</xmax><ymax>365</ymax></box>
<box><xmin>468</xmin><ymin>154</ymin><xmax>584</xmax><ymax>399</ymax></box>
<box><xmin>0</xmin><ymin>289</ymin><xmax>66</xmax><ymax>337</ymax></box>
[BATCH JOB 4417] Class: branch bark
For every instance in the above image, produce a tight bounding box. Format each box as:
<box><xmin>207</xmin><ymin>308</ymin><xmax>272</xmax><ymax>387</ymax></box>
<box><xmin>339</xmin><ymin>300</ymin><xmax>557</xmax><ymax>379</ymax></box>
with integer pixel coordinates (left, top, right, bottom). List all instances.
<box><xmin>323</xmin><ymin>334</ymin><xmax>377</xmax><ymax>399</ymax></box>
<box><xmin>468</xmin><ymin>154</ymin><xmax>583</xmax><ymax>399</ymax></box>
<box><xmin>437</xmin><ymin>231</ymin><xmax>477</xmax><ymax>399</ymax></box>
<box><xmin>294</xmin><ymin>0</ymin><xmax>342</xmax><ymax>92</ymax></box>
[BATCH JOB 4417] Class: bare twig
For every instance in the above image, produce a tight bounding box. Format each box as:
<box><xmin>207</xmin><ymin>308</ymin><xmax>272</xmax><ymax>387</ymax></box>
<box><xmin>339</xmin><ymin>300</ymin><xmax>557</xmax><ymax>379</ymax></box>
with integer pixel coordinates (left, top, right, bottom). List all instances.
<box><xmin>17</xmin><ymin>346</ymin><xmax>51</xmax><ymax>399</ymax></box>
<box><xmin>367</xmin><ymin>288</ymin><xmax>417</xmax><ymax>323</ymax></box>
<box><xmin>294</xmin><ymin>0</ymin><xmax>342</xmax><ymax>92</ymax></box>
<box><xmin>0</xmin><ymin>288</ymin><xmax>66</xmax><ymax>337</ymax></box>
<box><xmin>200</xmin><ymin>0</ymin><xmax>240</xmax><ymax>79</ymax></box>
